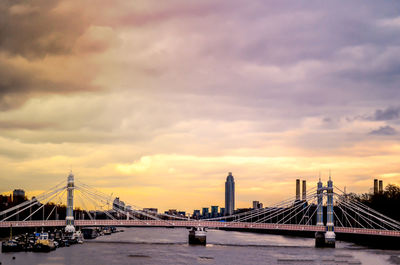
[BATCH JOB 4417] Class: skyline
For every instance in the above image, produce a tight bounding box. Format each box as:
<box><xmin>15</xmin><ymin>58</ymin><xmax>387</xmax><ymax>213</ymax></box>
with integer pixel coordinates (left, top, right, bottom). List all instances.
<box><xmin>1</xmin><ymin>0</ymin><xmax>400</xmax><ymax>212</ymax></box>
<box><xmin>0</xmin><ymin>171</ymin><xmax>391</xmax><ymax>213</ymax></box>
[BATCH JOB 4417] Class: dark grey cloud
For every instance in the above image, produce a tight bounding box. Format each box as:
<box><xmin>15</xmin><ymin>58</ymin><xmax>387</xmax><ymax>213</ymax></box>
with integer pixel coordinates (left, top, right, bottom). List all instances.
<box><xmin>369</xmin><ymin>106</ymin><xmax>400</xmax><ymax>121</ymax></box>
<box><xmin>0</xmin><ymin>0</ymin><xmax>90</xmax><ymax>59</ymax></box>
<box><xmin>194</xmin><ymin>0</ymin><xmax>400</xmax><ymax>66</ymax></box>
<box><xmin>369</xmin><ymin>125</ymin><xmax>398</xmax><ymax>136</ymax></box>
<box><xmin>2</xmin><ymin>0</ymin><xmax>400</xmax><ymax>134</ymax></box>
<box><xmin>0</xmin><ymin>58</ymin><xmax>99</xmax><ymax>111</ymax></box>
<box><xmin>0</xmin><ymin>1</ymin><xmax>106</xmax><ymax>111</ymax></box>
<box><xmin>134</xmin><ymin>0</ymin><xmax>400</xmax><ymax>121</ymax></box>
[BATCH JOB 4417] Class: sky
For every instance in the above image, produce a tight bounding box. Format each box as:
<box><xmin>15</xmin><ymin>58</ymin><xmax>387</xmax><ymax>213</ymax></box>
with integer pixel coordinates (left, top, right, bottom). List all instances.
<box><xmin>1</xmin><ymin>0</ymin><xmax>400</xmax><ymax>212</ymax></box>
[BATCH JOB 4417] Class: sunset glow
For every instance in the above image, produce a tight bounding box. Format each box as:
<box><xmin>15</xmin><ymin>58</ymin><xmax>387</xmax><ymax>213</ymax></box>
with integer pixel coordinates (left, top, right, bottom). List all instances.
<box><xmin>1</xmin><ymin>0</ymin><xmax>400</xmax><ymax>212</ymax></box>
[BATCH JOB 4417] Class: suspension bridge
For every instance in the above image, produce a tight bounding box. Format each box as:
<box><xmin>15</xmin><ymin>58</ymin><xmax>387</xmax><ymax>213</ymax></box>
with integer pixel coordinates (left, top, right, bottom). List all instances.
<box><xmin>1</xmin><ymin>172</ymin><xmax>400</xmax><ymax>248</ymax></box>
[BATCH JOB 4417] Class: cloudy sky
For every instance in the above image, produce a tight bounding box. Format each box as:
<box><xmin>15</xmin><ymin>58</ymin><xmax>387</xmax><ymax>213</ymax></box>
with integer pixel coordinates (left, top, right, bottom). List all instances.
<box><xmin>1</xmin><ymin>0</ymin><xmax>400</xmax><ymax>212</ymax></box>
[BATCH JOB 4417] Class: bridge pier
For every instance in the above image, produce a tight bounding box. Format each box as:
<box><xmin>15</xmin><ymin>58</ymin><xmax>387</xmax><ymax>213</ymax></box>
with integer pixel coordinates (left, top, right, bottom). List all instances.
<box><xmin>188</xmin><ymin>227</ymin><xmax>206</xmax><ymax>245</ymax></box>
<box><xmin>315</xmin><ymin>231</ymin><xmax>325</xmax><ymax>247</ymax></box>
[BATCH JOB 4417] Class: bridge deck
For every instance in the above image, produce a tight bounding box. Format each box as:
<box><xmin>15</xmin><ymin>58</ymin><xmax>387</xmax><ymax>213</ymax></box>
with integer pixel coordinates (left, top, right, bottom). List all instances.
<box><xmin>1</xmin><ymin>220</ymin><xmax>400</xmax><ymax>237</ymax></box>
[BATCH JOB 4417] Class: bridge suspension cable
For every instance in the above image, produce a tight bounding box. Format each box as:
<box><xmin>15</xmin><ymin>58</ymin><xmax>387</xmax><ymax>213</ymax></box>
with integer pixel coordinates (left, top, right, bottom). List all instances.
<box><xmin>202</xmin><ymin>186</ymin><xmax>318</xmax><ymax>222</ymax></box>
<box><xmin>237</xmin><ymin>188</ymin><xmax>317</xmax><ymax>223</ymax></box>
<box><xmin>75</xmin><ymin>191</ymin><xmax>94</xmax><ymax>220</ymax></box>
<box><xmin>75</xmin><ymin>182</ymin><xmax>166</xmax><ymax>221</ymax></box>
<box><xmin>1</xmin><ymin>185</ymin><xmax>67</xmax><ymax>222</ymax></box>
<box><xmin>333</xmin><ymin>192</ymin><xmax>400</xmax><ymax>230</ymax></box>
<box><xmin>334</xmin><ymin>185</ymin><xmax>400</xmax><ymax>228</ymax></box>
<box><xmin>75</xmin><ymin>179</ymin><xmax>194</xmax><ymax>221</ymax></box>
<box><xmin>304</xmin><ymin>198</ymin><xmax>322</xmax><ymax>226</ymax></box>
<box><xmin>22</xmin><ymin>187</ymin><xmax>66</xmax><ymax>221</ymax></box>
<box><xmin>0</xmin><ymin>178</ymin><xmax>67</xmax><ymax>217</ymax></box>
<box><xmin>255</xmin><ymin>192</ymin><xmax>317</xmax><ymax>224</ymax></box>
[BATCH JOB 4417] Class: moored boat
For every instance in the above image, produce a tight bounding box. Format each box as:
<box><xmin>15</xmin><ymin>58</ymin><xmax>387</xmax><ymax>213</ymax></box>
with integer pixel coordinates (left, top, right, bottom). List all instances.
<box><xmin>1</xmin><ymin>225</ymin><xmax>22</xmax><ymax>252</ymax></box>
<box><xmin>74</xmin><ymin>230</ymin><xmax>84</xmax><ymax>244</ymax></box>
<box><xmin>33</xmin><ymin>232</ymin><xmax>56</xmax><ymax>252</ymax></box>
<box><xmin>2</xmin><ymin>240</ymin><xmax>21</xmax><ymax>252</ymax></box>
<box><xmin>103</xmin><ymin>227</ymin><xmax>112</xmax><ymax>235</ymax></box>
<box><xmin>82</xmin><ymin>228</ymin><xmax>98</xmax><ymax>239</ymax></box>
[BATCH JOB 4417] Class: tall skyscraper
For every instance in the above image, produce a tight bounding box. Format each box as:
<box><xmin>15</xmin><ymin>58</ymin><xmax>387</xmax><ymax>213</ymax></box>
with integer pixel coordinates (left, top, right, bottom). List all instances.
<box><xmin>225</xmin><ymin>172</ymin><xmax>235</xmax><ymax>215</ymax></box>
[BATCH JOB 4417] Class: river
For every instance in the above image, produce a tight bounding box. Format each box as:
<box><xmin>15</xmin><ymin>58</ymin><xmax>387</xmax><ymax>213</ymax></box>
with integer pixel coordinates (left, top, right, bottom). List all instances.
<box><xmin>1</xmin><ymin>227</ymin><xmax>400</xmax><ymax>264</ymax></box>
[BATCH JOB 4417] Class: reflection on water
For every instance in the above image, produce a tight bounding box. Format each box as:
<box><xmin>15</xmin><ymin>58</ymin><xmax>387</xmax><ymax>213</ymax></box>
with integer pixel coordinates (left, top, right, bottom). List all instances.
<box><xmin>1</xmin><ymin>227</ymin><xmax>399</xmax><ymax>265</ymax></box>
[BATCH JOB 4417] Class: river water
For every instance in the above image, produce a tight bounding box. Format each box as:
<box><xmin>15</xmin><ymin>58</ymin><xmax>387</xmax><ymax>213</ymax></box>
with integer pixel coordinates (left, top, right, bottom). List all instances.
<box><xmin>1</xmin><ymin>227</ymin><xmax>400</xmax><ymax>264</ymax></box>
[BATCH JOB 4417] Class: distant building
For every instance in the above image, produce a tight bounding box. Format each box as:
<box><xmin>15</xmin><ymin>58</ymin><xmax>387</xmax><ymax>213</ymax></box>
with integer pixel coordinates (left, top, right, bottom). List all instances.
<box><xmin>113</xmin><ymin>197</ymin><xmax>125</xmax><ymax>211</ymax></box>
<box><xmin>252</xmin><ymin>201</ymin><xmax>263</xmax><ymax>209</ymax></box>
<box><xmin>296</xmin><ymin>179</ymin><xmax>300</xmax><ymax>201</ymax></box>
<box><xmin>225</xmin><ymin>172</ymin><xmax>235</xmax><ymax>215</ymax></box>
<box><xmin>165</xmin><ymin>209</ymin><xmax>178</xmax><ymax>215</ymax></box>
<box><xmin>0</xmin><ymin>194</ymin><xmax>12</xmax><ymax>209</ymax></box>
<box><xmin>143</xmin><ymin>208</ymin><xmax>158</xmax><ymax>214</ymax></box>
<box><xmin>252</xmin><ymin>201</ymin><xmax>259</xmax><ymax>209</ymax></box>
<box><xmin>211</xmin><ymin>206</ymin><xmax>219</xmax><ymax>218</ymax></box>
<box><xmin>178</xmin><ymin>211</ymin><xmax>186</xmax><ymax>217</ymax></box>
<box><xmin>113</xmin><ymin>197</ymin><xmax>120</xmax><ymax>209</ymax></box>
<box><xmin>202</xmin><ymin>207</ymin><xmax>209</xmax><ymax>218</ymax></box>
<box><xmin>220</xmin><ymin>207</ymin><xmax>225</xmax><ymax>216</ymax></box>
<box><xmin>235</xmin><ymin>208</ymin><xmax>252</xmax><ymax>214</ymax></box>
<box><xmin>13</xmin><ymin>189</ymin><xmax>25</xmax><ymax>204</ymax></box>
<box><xmin>192</xmin><ymin>210</ymin><xmax>201</xmax><ymax>219</ymax></box>
<box><xmin>374</xmin><ymin>179</ymin><xmax>384</xmax><ymax>194</ymax></box>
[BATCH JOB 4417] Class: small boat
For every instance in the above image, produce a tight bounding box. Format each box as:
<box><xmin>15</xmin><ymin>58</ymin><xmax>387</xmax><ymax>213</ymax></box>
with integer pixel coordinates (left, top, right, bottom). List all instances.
<box><xmin>61</xmin><ymin>239</ymin><xmax>70</xmax><ymax>247</ymax></box>
<box><xmin>66</xmin><ymin>230</ymin><xmax>84</xmax><ymax>244</ymax></box>
<box><xmin>103</xmin><ymin>227</ymin><xmax>112</xmax><ymax>235</ymax></box>
<box><xmin>1</xmin><ymin>225</ymin><xmax>21</xmax><ymax>252</ymax></box>
<box><xmin>33</xmin><ymin>232</ymin><xmax>56</xmax><ymax>252</ymax></box>
<box><xmin>74</xmin><ymin>230</ymin><xmax>84</xmax><ymax>244</ymax></box>
<box><xmin>2</xmin><ymin>240</ymin><xmax>21</xmax><ymax>252</ymax></box>
<box><xmin>82</xmin><ymin>228</ymin><xmax>98</xmax><ymax>239</ymax></box>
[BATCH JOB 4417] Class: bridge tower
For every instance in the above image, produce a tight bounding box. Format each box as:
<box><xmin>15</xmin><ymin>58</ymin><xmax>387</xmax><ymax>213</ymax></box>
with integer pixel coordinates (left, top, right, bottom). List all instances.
<box><xmin>315</xmin><ymin>176</ymin><xmax>336</xmax><ymax>247</ymax></box>
<box><xmin>315</xmin><ymin>178</ymin><xmax>325</xmax><ymax>247</ymax></box>
<box><xmin>316</xmin><ymin>178</ymin><xmax>323</xmax><ymax>226</ymax></box>
<box><xmin>65</xmin><ymin>171</ymin><xmax>75</xmax><ymax>233</ymax></box>
<box><xmin>325</xmin><ymin>176</ymin><xmax>335</xmax><ymax>247</ymax></box>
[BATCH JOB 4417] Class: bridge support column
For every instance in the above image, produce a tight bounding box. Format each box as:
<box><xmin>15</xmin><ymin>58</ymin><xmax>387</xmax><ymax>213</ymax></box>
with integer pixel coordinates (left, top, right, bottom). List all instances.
<box><xmin>65</xmin><ymin>171</ymin><xmax>75</xmax><ymax>233</ymax></box>
<box><xmin>188</xmin><ymin>227</ymin><xmax>206</xmax><ymax>245</ymax></box>
<box><xmin>315</xmin><ymin>177</ymin><xmax>336</xmax><ymax>248</ymax></box>
<box><xmin>325</xmin><ymin>176</ymin><xmax>335</xmax><ymax>248</ymax></box>
<box><xmin>316</xmin><ymin>178</ymin><xmax>324</xmax><ymax>226</ymax></box>
<box><xmin>315</xmin><ymin>178</ymin><xmax>325</xmax><ymax>247</ymax></box>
